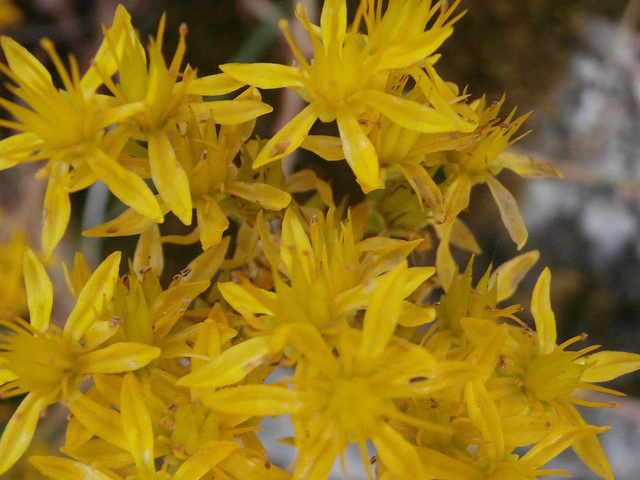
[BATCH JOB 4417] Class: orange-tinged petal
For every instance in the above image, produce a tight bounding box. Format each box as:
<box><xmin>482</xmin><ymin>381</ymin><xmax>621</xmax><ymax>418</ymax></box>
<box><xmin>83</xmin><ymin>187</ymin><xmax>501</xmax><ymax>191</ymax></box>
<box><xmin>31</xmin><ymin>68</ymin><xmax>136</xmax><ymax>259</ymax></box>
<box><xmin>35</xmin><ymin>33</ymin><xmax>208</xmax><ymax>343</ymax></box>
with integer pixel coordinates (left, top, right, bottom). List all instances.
<box><xmin>490</xmin><ymin>250</ymin><xmax>539</xmax><ymax>302</ymax></box>
<box><xmin>29</xmin><ymin>456</ymin><xmax>114</xmax><ymax>480</ymax></box>
<box><xmin>225</xmin><ymin>181</ymin><xmax>291</xmax><ymax>210</ymax></box>
<box><xmin>580</xmin><ymin>351</ymin><xmax>640</xmax><ymax>383</ymax></box>
<box><xmin>75</xmin><ymin>342</ymin><xmax>160</xmax><ymax>373</ymax></box>
<box><xmin>336</xmin><ymin>105</ymin><xmax>380</xmax><ymax>193</ymax></box>
<box><xmin>83</xmin><ymin>143</ymin><xmax>163</xmax><ymax>223</ymax></box>
<box><xmin>486</xmin><ymin>175</ymin><xmax>528</xmax><ymax>250</ymax></box>
<box><xmin>63</xmin><ymin>251</ymin><xmax>121</xmax><ymax>344</ymax></box>
<box><xmin>22</xmin><ymin>246</ymin><xmax>52</xmax><ymax>332</ymax></box>
<box><xmin>172</xmin><ymin>441</ymin><xmax>240</xmax><ymax>480</ymax></box>
<box><xmin>201</xmin><ymin>384</ymin><xmax>302</xmax><ymax>416</ymax></box>
<box><xmin>0</xmin><ymin>391</ymin><xmax>52</xmax><ymax>475</ymax></box>
<box><xmin>147</xmin><ymin>129</ymin><xmax>192</xmax><ymax>225</ymax></box>
<box><xmin>121</xmin><ymin>374</ymin><xmax>155</xmax><ymax>477</ymax></box>
<box><xmin>220</xmin><ymin>62</ymin><xmax>303</xmax><ymax>89</ymax></box>
<box><xmin>254</xmin><ymin>102</ymin><xmax>322</xmax><ymax>167</ymax></box>
<box><xmin>177</xmin><ymin>335</ymin><xmax>271</xmax><ymax>388</ymax></box>
<box><xmin>530</xmin><ymin>267</ymin><xmax>556</xmax><ymax>355</ymax></box>
<box><xmin>358</xmin><ymin>89</ymin><xmax>457</xmax><ymax>133</ymax></box>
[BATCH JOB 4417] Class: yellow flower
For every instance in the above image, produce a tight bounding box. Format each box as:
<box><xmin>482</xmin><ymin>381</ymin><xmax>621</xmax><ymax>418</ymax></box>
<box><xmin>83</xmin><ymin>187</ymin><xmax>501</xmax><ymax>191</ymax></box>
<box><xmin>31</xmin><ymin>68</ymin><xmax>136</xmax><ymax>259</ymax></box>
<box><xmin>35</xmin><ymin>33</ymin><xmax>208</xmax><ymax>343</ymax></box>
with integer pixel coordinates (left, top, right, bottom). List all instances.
<box><xmin>221</xmin><ymin>0</ymin><xmax>476</xmax><ymax>192</ymax></box>
<box><xmin>0</xmin><ymin>227</ymin><xmax>27</xmax><ymax>318</ymax></box>
<box><xmin>0</xmin><ymin>7</ymin><xmax>163</xmax><ymax>256</ymax></box>
<box><xmin>0</xmin><ymin>249</ymin><xmax>160</xmax><ymax>474</ymax></box>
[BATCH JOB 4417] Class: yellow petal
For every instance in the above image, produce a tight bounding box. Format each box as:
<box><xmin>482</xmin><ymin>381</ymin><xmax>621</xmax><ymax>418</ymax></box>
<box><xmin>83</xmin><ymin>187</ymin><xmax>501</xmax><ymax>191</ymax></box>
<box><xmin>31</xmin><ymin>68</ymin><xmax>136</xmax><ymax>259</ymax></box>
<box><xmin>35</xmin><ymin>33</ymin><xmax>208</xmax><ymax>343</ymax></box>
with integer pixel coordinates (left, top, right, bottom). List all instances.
<box><xmin>220</xmin><ymin>62</ymin><xmax>303</xmax><ymax>89</ymax></box>
<box><xmin>121</xmin><ymin>374</ymin><xmax>155</xmax><ymax>477</ymax></box>
<box><xmin>486</xmin><ymin>175</ymin><xmax>528</xmax><ymax>250</ymax></box>
<box><xmin>63</xmin><ymin>251</ymin><xmax>121</xmax><ymax>344</ymax></box>
<box><xmin>1</xmin><ymin>36</ymin><xmax>52</xmax><ymax>90</ymax></box>
<box><xmin>580</xmin><ymin>351</ymin><xmax>640</xmax><ymax>383</ymax></box>
<box><xmin>465</xmin><ymin>380</ymin><xmax>504</xmax><ymax>464</ymax></box>
<box><xmin>372</xmin><ymin>422</ymin><xmax>425</xmax><ymax>479</ymax></box>
<box><xmin>22</xmin><ymin>246</ymin><xmax>52</xmax><ymax>332</ymax></box>
<box><xmin>177</xmin><ymin>336</ymin><xmax>271</xmax><ymax>388</ymax></box>
<box><xmin>375</xmin><ymin>27</ymin><xmax>454</xmax><ymax>71</ymax></box>
<box><xmin>148</xmin><ymin>129</ymin><xmax>192</xmax><ymax>225</ymax></box>
<box><xmin>83</xmin><ymin>143</ymin><xmax>163</xmax><ymax>222</ymax></box>
<box><xmin>490</xmin><ymin>250</ymin><xmax>539</xmax><ymax>302</ymax></box>
<box><xmin>75</xmin><ymin>343</ymin><xmax>160</xmax><ymax>373</ymax></box>
<box><xmin>301</xmin><ymin>134</ymin><xmax>345</xmax><ymax>161</ymax></box>
<box><xmin>42</xmin><ymin>159</ymin><xmax>71</xmax><ymax>258</ymax></box>
<box><xmin>133</xmin><ymin>223</ymin><xmax>164</xmax><ymax>276</ymax></box>
<box><xmin>62</xmin><ymin>252</ymin><xmax>92</xmax><ymax>298</ymax></box>
<box><xmin>0</xmin><ymin>391</ymin><xmax>52</xmax><ymax>475</ymax></box>
<box><xmin>358</xmin><ymin>89</ymin><xmax>457</xmax><ymax>133</ymax></box>
<box><xmin>358</xmin><ymin>262</ymin><xmax>407</xmax><ymax>363</ymax></box>
<box><xmin>320</xmin><ymin>0</ymin><xmax>347</xmax><ymax>50</ymax></box>
<box><xmin>530</xmin><ymin>267</ymin><xmax>556</xmax><ymax>355</ymax></box>
<box><xmin>172</xmin><ymin>441</ymin><xmax>240</xmax><ymax>480</ymax></box>
<box><xmin>219</xmin><ymin>281</ymin><xmax>277</xmax><ymax>316</ymax></box>
<box><xmin>196</xmin><ymin>197</ymin><xmax>229</xmax><ymax>250</ymax></box>
<box><xmin>499</xmin><ymin>151</ymin><xmax>563</xmax><ymax>178</ymax></box>
<box><xmin>185</xmin><ymin>99</ymin><xmax>273</xmax><ymax>125</ymax></box>
<box><xmin>68</xmin><ymin>394</ymin><xmax>127</xmax><ymax>447</ymax></box>
<box><xmin>285</xmin><ymin>169</ymin><xmax>336</xmax><ymax>209</ymax></box>
<box><xmin>254</xmin><ymin>102</ymin><xmax>322</xmax><ymax>167</ymax></box>
<box><xmin>336</xmin><ymin>105</ymin><xmax>380</xmax><ymax>193</ymax></box>
<box><xmin>29</xmin><ymin>456</ymin><xmax>114</xmax><ymax>480</ymax></box>
<box><xmin>186</xmin><ymin>72</ymin><xmax>244</xmax><ymax>95</ymax></box>
<box><xmin>395</xmin><ymin>162</ymin><xmax>445</xmax><ymax>221</ymax></box>
<box><xmin>398</xmin><ymin>301</ymin><xmax>436</xmax><ymax>327</ymax></box>
<box><xmin>281</xmin><ymin>208</ymin><xmax>314</xmax><ymax>282</ymax></box>
<box><xmin>225</xmin><ymin>181</ymin><xmax>292</xmax><ymax>210</ymax></box>
<box><xmin>180</xmin><ymin>236</ymin><xmax>230</xmax><ymax>284</ymax></box>
<box><xmin>83</xmin><ymin>203</ymin><xmax>163</xmax><ymax>238</ymax></box>
<box><xmin>200</xmin><ymin>384</ymin><xmax>302</xmax><ymax>416</ymax></box>
<box><xmin>150</xmin><ymin>281</ymin><xmax>210</xmax><ymax>338</ymax></box>
<box><xmin>435</xmin><ymin>221</ymin><xmax>455</xmax><ymax>291</ymax></box>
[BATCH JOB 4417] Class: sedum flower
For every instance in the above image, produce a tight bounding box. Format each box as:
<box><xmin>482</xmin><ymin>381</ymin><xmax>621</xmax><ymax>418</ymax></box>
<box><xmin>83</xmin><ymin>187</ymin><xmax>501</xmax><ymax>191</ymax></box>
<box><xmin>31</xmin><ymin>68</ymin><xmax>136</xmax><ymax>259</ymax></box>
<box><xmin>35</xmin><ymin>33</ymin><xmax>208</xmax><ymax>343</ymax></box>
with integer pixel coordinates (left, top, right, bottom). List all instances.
<box><xmin>0</xmin><ymin>7</ymin><xmax>162</xmax><ymax>256</ymax></box>
<box><xmin>221</xmin><ymin>0</ymin><xmax>476</xmax><ymax>193</ymax></box>
<box><xmin>0</xmin><ymin>248</ymin><xmax>160</xmax><ymax>474</ymax></box>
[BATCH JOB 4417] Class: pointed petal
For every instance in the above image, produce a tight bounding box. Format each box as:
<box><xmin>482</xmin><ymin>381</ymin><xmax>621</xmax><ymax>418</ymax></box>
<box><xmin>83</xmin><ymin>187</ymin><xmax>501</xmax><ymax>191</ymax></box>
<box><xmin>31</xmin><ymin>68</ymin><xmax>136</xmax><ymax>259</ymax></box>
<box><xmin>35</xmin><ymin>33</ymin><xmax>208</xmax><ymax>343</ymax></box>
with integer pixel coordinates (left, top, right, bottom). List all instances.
<box><xmin>225</xmin><ymin>181</ymin><xmax>291</xmax><ymax>210</ymax></box>
<box><xmin>499</xmin><ymin>152</ymin><xmax>563</xmax><ymax>178</ymax></box>
<box><xmin>133</xmin><ymin>223</ymin><xmax>164</xmax><ymax>276</ymax></box>
<box><xmin>395</xmin><ymin>162</ymin><xmax>445</xmax><ymax>221</ymax></box>
<box><xmin>200</xmin><ymin>384</ymin><xmax>302</xmax><ymax>416</ymax></box>
<box><xmin>486</xmin><ymin>175</ymin><xmax>528</xmax><ymax>249</ymax></box>
<box><xmin>220</xmin><ymin>63</ymin><xmax>303</xmax><ymax>89</ymax></box>
<box><xmin>358</xmin><ymin>89</ymin><xmax>457</xmax><ymax>133</ymax></box>
<box><xmin>372</xmin><ymin>422</ymin><xmax>425</xmax><ymax>479</ymax></box>
<box><xmin>1</xmin><ymin>36</ymin><xmax>52</xmax><ymax>90</ymax></box>
<box><xmin>68</xmin><ymin>394</ymin><xmax>126</xmax><ymax>448</ymax></box>
<box><xmin>530</xmin><ymin>267</ymin><xmax>556</xmax><ymax>355</ymax></box>
<box><xmin>22</xmin><ymin>246</ymin><xmax>53</xmax><ymax>332</ymax></box>
<box><xmin>580</xmin><ymin>351</ymin><xmax>640</xmax><ymax>383</ymax></box>
<box><xmin>83</xmin><ymin>203</ymin><xmax>162</xmax><ymax>238</ymax></box>
<box><xmin>29</xmin><ymin>456</ymin><xmax>114</xmax><ymax>480</ymax></box>
<box><xmin>253</xmin><ymin>102</ymin><xmax>321</xmax><ymax>167</ymax></box>
<box><xmin>75</xmin><ymin>343</ymin><xmax>160</xmax><ymax>373</ymax></box>
<box><xmin>186</xmin><ymin>72</ymin><xmax>244</xmax><ymax>95</ymax></box>
<box><xmin>148</xmin><ymin>129</ymin><xmax>192</xmax><ymax>224</ymax></box>
<box><xmin>63</xmin><ymin>251</ymin><xmax>121</xmax><ymax>344</ymax></box>
<box><xmin>172</xmin><ymin>441</ymin><xmax>240</xmax><ymax>480</ymax></box>
<box><xmin>121</xmin><ymin>374</ymin><xmax>155</xmax><ymax>477</ymax></box>
<box><xmin>83</xmin><ymin>143</ymin><xmax>163</xmax><ymax>222</ymax></box>
<box><xmin>42</xmin><ymin>159</ymin><xmax>71</xmax><ymax>258</ymax></box>
<box><xmin>490</xmin><ymin>250</ymin><xmax>539</xmax><ymax>302</ymax></box>
<box><xmin>196</xmin><ymin>197</ymin><xmax>229</xmax><ymax>250</ymax></box>
<box><xmin>336</xmin><ymin>105</ymin><xmax>380</xmax><ymax>193</ymax></box>
<box><xmin>0</xmin><ymin>391</ymin><xmax>52</xmax><ymax>475</ymax></box>
<box><xmin>177</xmin><ymin>336</ymin><xmax>271</xmax><ymax>388</ymax></box>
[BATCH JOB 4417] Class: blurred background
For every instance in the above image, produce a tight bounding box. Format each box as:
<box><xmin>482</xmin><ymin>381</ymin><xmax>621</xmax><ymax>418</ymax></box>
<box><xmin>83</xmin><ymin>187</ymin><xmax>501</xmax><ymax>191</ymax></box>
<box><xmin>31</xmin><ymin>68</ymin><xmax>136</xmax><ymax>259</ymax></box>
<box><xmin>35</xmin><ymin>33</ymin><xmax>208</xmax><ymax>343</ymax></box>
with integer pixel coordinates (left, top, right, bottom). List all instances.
<box><xmin>0</xmin><ymin>0</ymin><xmax>639</xmax><ymax>479</ymax></box>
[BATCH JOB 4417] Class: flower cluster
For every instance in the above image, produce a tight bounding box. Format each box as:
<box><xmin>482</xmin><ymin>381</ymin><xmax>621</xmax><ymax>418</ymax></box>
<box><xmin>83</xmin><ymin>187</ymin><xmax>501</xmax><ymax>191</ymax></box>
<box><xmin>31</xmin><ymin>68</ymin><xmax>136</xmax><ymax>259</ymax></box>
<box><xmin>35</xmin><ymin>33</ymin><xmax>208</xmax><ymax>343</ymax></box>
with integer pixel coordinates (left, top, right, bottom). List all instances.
<box><xmin>1</xmin><ymin>2</ymin><xmax>639</xmax><ymax>480</ymax></box>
